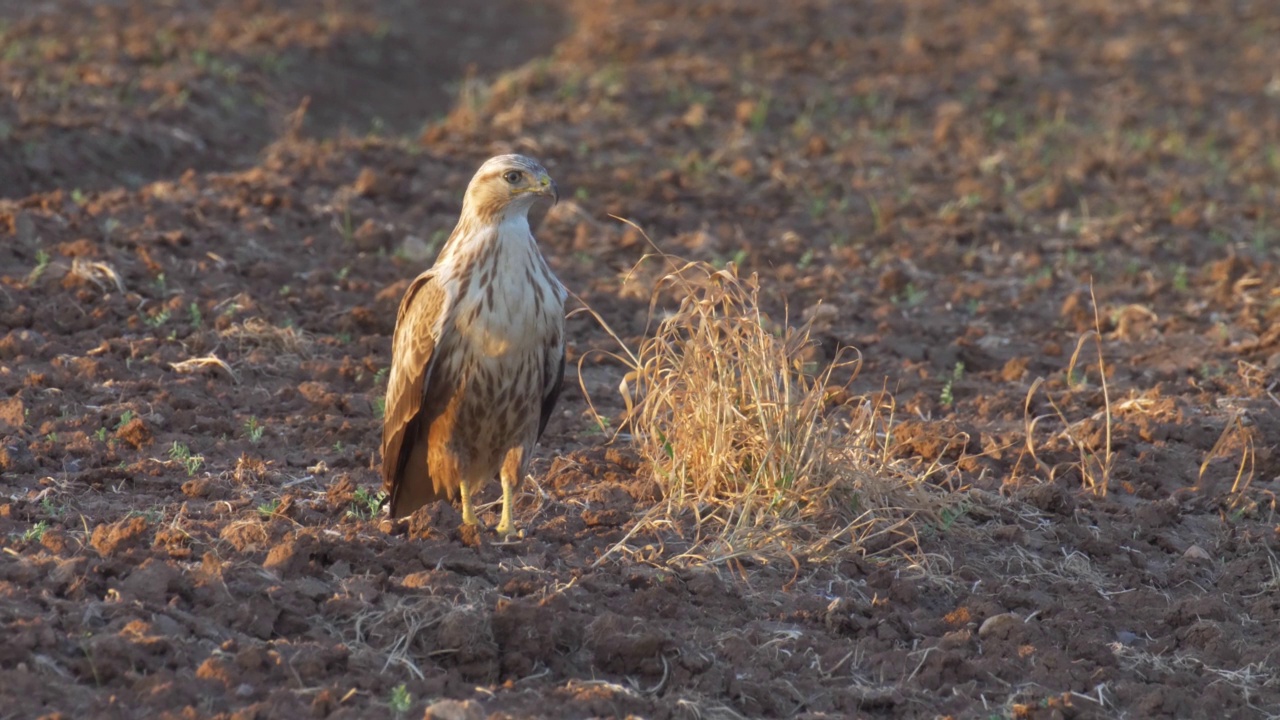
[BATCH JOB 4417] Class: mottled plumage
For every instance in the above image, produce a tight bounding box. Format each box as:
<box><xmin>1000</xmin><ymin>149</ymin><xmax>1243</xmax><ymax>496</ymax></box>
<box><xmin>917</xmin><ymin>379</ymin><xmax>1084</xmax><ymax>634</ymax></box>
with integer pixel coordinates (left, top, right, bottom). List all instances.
<box><xmin>381</xmin><ymin>155</ymin><xmax>566</xmax><ymax>535</ymax></box>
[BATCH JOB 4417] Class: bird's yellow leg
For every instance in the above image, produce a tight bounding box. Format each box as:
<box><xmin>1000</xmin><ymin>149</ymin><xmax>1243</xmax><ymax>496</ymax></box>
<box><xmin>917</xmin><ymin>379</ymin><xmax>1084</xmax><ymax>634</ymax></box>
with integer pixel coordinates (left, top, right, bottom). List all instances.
<box><xmin>496</xmin><ymin>448</ymin><xmax>522</xmax><ymax>538</ymax></box>
<box><xmin>497</xmin><ymin>475</ymin><xmax>517</xmax><ymax>537</ymax></box>
<box><xmin>459</xmin><ymin>479</ymin><xmax>478</xmax><ymax>526</ymax></box>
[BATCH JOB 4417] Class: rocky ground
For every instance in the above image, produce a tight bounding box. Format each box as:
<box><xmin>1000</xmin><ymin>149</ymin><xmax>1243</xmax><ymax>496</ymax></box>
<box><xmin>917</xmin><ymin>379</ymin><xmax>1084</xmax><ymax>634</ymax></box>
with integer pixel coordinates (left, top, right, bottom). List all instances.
<box><xmin>2</xmin><ymin>1</ymin><xmax>1279</xmax><ymax>718</ymax></box>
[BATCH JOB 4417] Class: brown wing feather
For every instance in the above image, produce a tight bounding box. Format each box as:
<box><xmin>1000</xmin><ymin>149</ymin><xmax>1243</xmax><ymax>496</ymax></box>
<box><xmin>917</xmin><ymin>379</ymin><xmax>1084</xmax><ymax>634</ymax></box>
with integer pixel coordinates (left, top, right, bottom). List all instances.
<box><xmin>381</xmin><ymin>271</ymin><xmax>449</xmax><ymax>517</ymax></box>
<box><xmin>537</xmin><ymin>344</ymin><xmax>565</xmax><ymax>440</ymax></box>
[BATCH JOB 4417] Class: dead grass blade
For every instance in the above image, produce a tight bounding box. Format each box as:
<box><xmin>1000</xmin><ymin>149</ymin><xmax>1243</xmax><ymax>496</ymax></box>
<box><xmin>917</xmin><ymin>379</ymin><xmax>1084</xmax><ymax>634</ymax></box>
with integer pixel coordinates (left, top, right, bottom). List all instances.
<box><xmin>170</xmin><ymin>354</ymin><xmax>238</xmax><ymax>382</ymax></box>
<box><xmin>1017</xmin><ymin>281</ymin><xmax>1114</xmax><ymax>495</ymax></box>
<box><xmin>69</xmin><ymin>258</ymin><xmax>127</xmax><ymax>294</ymax></box>
<box><xmin>1199</xmin><ymin>413</ymin><xmax>1254</xmax><ymax>493</ymax></box>
<box><xmin>1197</xmin><ymin>411</ymin><xmax>1269</xmax><ymax>517</ymax></box>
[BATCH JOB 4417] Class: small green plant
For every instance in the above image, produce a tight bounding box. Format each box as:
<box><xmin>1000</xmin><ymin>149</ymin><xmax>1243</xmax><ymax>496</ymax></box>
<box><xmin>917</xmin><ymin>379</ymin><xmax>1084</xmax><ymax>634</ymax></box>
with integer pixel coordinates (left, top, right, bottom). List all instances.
<box><xmin>373</xmin><ymin>367</ymin><xmax>389</xmax><ymax>386</ymax></box>
<box><xmin>895</xmin><ymin>283</ymin><xmax>927</xmax><ymax>307</ymax></box>
<box><xmin>1199</xmin><ymin>362</ymin><xmax>1226</xmax><ymax>379</ymax></box>
<box><xmin>256</xmin><ymin>498</ymin><xmax>281</xmax><ymax>518</ymax></box>
<box><xmin>585</xmin><ymin>415</ymin><xmax>612</xmax><ymax>436</ymax></box>
<box><xmin>28</xmin><ymin>249</ymin><xmax>51</xmax><ymax>283</ymax></box>
<box><xmin>749</xmin><ymin>93</ymin><xmax>770</xmax><ymax>133</ymax></box>
<box><xmin>388</xmin><ymin>684</ymin><xmax>412</xmax><ymax>715</ymax></box>
<box><xmin>21</xmin><ymin>520</ymin><xmax>49</xmax><ymax>543</ymax></box>
<box><xmin>243</xmin><ymin>416</ymin><xmax>264</xmax><ymax>444</ymax></box>
<box><xmin>347</xmin><ymin>487</ymin><xmax>386</xmax><ymax>520</ymax></box>
<box><xmin>40</xmin><ymin>497</ymin><xmax>62</xmax><ymax>517</ymax></box>
<box><xmin>373</xmin><ymin>397</ymin><xmax>386</xmax><ymax>419</ymax></box>
<box><xmin>146</xmin><ymin>309</ymin><xmax>171</xmax><ymax>328</ymax></box>
<box><xmin>336</xmin><ymin>266</ymin><xmax>351</xmax><ymax>281</ymax></box>
<box><xmin>125</xmin><ymin>507</ymin><xmax>164</xmax><ymax>523</ymax></box>
<box><xmin>45</xmin><ymin>432</ymin><xmax>58</xmax><ymax>444</ymax></box>
<box><xmin>938</xmin><ymin>501</ymin><xmax>970</xmax><ymax>531</ymax></box>
<box><xmin>1030</xmin><ymin>266</ymin><xmax>1054</xmax><ymax>284</ymax></box>
<box><xmin>1067</xmin><ymin>365</ymin><xmax>1087</xmax><ymax>388</ymax></box>
<box><xmin>867</xmin><ymin>195</ymin><xmax>886</xmax><ymax>234</ymax></box>
<box><xmin>797</xmin><ymin>248</ymin><xmax>816</xmax><ymax>269</ymax></box>
<box><xmin>115</xmin><ymin>410</ymin><xmax>135</xmax><ymax>430</ymax></box>
<box><xmin>257</xmin><ymin>51</ymin><xmax>290</xmax><ymax>76</ymax></box>
<box><xmin>808</xmin><ymin>194</ymin><xmax>828</xmax><ymax>220</ymax></box>
<box><xmin>1172</xmin><ymin>264</ymin><xmax>1189</xmax><ymax>292</ymax></box>
<box><xmin>336</xmin><ymin>208</ymin><xmax>355</xmax><ymax>244</ymax></box>
<box><xmin>189</xmin><ymin>302</ymin><xmax>203</xmax><ymax>328</ymax></box>
<box><xmin>940</xmin><ymin>361</ymin><xmax>965</xmax><ymax>408</ymax></box>
<box><xmin>94</xmin><ymin>427</ymin><xmax>108</xmax><ymax>442</ymax></box>
<box><xmin>168</xmin><ymin>441</ymin><xmax>204</xmax><ymax>476</ymax></box>
<box><xmin>557</xmin><ymin>69</ymin><xmax>584</xmax><ymax>100</ymax></box>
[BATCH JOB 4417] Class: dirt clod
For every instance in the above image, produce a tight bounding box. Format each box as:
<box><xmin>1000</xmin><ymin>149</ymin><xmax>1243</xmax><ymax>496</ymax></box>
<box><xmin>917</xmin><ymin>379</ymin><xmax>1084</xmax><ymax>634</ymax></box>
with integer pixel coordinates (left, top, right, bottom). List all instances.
<box><xmin>422</xmin><ymin>699</ymin><xmax>484</xmax><ymax>720</ymax></box>
<box><xmin>90</xmin><ymin>516</ymin><xmax>151</xmax><ymax>556</ymax></box>
<box><xmin>407</xmin><ymin>500</ymin><xmax>462</xmax><ymax>541</ymax></box>
<box><xmin>1021</xmin><ymin>482</ymin><xmax>1076</xmax><ymax>516</ymax></box>
<box><xmin>0</xmin><ymin>396</ymin><xmax>24</xmax><ymax>429</ymax></box>
<box><xmin>115</xmin><ymin>417</ymin><xmax>152</xmax><ymax>449</ymax></box>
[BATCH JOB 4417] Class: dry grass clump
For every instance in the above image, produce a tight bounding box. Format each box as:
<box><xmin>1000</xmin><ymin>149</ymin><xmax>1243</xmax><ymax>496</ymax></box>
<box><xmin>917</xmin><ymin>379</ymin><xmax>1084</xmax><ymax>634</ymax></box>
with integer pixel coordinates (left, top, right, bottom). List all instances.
<box><xmin>596</xmin><ymin>256</ymin><xmax>929</xmax><ymax>563</ymax></box>
<box><xmin>68</xmin><ymin>257</ymin><xmax>126</xmax><ymax>294</ymax></box>
<box><xmin>327</xmin><ymin>595</ymin><xmax>458</xmax><ymax>681</ymax></box>
<box><xmin>221</xmin><ymin>317</ymin><xmax>314</xmax><ymax>356</ymax></box>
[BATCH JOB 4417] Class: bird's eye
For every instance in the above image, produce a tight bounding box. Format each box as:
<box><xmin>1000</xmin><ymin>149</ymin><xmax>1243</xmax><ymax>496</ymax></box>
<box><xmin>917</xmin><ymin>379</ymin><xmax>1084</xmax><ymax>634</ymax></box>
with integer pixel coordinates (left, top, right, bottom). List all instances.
<box><xmin>503</xmin><ymin>170</ymin><xmax>523</xmax><ymax>184</ymax></box>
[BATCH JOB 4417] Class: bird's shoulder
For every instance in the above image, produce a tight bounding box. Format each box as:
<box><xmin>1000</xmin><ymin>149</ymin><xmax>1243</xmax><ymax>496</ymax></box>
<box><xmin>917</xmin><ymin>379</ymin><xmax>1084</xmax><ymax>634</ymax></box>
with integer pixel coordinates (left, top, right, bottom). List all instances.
<box><xmin>395</xmin><ymin>267</ymin><xmax>466</xmax><ymax>343</ymax></box>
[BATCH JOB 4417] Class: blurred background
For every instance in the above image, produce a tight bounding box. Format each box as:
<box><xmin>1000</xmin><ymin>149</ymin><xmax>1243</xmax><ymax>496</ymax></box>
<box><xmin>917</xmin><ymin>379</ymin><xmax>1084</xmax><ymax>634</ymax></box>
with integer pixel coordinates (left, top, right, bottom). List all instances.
<box><xmin>0</xmin><ymin>0</ymin><xmax>567</xmax><ymax>195</ymax></box>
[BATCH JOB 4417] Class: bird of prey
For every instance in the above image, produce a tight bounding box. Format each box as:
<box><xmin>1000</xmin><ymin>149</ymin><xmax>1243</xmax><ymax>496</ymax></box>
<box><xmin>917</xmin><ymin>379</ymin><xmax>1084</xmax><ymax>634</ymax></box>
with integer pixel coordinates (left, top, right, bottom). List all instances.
<box><xmin>381</xmin><ymin>154</ymin><xmax>566</xmax><ymax>536</ymax></box>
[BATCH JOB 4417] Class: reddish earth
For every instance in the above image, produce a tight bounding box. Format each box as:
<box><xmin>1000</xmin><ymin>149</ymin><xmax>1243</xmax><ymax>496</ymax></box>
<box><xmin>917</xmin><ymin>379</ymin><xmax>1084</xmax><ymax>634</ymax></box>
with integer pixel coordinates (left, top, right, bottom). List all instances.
<box><xmin>2</xmin><ymin>1</ymin><xmax>1280</xmax><ymax>718</ymax></box>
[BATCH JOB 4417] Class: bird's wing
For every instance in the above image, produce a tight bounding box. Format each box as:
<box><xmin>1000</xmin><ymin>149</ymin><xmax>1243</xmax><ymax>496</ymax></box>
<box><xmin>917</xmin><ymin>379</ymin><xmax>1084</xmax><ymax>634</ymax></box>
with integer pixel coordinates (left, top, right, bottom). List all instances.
<box><xmin>537</xmin><ymin>330</ymin><xmax>566</xmax><ymax>441</ymax></box>
<box><xmin>381</xmin><ymin>271</ymin><xmax>450</xmax><ymax>507</ymax></box>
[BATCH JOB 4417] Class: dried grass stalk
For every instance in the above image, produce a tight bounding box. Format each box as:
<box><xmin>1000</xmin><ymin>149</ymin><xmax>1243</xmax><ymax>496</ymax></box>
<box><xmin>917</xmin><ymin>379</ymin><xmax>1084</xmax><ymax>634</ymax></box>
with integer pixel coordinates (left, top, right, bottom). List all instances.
<box><xmin>170</xmin><ymin>354</ymin><xmax>238</xmax><ymax>382</ymax></box>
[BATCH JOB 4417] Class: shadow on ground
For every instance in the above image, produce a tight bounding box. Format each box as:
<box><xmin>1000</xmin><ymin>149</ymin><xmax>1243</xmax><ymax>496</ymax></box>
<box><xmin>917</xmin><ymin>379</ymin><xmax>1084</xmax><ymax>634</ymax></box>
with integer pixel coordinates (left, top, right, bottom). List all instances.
<box><xmin>0</xmin><ymin>0</ymin><xmax>567</xmax><ymax>197</ymax></box>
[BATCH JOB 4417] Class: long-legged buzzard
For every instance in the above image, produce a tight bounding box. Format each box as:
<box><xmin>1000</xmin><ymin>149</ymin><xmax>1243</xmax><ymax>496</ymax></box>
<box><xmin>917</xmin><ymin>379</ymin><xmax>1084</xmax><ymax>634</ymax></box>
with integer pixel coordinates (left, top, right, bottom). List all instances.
<box><xmin>381</xmin><ymin>155</ymin><xmax>566</xmax><ymax>536</ymax></box>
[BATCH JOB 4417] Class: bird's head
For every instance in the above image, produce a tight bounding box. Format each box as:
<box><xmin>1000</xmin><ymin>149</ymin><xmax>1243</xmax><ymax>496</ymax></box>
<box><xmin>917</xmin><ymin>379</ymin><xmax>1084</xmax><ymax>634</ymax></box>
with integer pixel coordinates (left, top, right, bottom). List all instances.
<box><xmin>463</xmin><ymin>154</ymin><xmax>558</xmax><ymax>222</ymax></box>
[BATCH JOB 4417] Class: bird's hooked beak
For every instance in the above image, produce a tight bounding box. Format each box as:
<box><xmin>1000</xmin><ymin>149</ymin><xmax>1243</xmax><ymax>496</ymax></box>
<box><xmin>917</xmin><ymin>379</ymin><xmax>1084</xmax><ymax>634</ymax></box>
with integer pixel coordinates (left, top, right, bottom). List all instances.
<box><xmin>537</xmin><ymin>172</ymin><xmax>559</xmax><ymax>205</ymax></box>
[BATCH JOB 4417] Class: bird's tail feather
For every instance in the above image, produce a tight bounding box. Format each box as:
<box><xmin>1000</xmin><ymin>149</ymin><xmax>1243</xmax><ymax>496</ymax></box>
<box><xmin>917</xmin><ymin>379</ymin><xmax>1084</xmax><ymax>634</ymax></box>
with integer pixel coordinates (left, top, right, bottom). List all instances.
<box><xmin>388</xmin><ymin>428</ymin><xmax>452</xmax><ymax>519</ymax></box>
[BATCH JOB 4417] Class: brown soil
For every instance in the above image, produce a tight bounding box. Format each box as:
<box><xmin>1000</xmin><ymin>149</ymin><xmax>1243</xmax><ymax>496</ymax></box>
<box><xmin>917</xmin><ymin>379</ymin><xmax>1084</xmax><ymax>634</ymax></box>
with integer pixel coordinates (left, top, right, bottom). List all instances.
<box><xmin>2</xmin><ymin>1</ymin><xmax>1280</xmax><ymax>718</ymax></box>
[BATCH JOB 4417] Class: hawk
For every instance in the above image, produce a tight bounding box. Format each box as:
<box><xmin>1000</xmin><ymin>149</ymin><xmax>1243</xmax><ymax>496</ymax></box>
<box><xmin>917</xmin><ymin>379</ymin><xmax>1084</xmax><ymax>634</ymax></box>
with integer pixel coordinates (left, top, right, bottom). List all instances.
<box><xmin>381</xmin><ymin>154</ymin><xmax>566</xmax><ymax>536</ymax></box>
